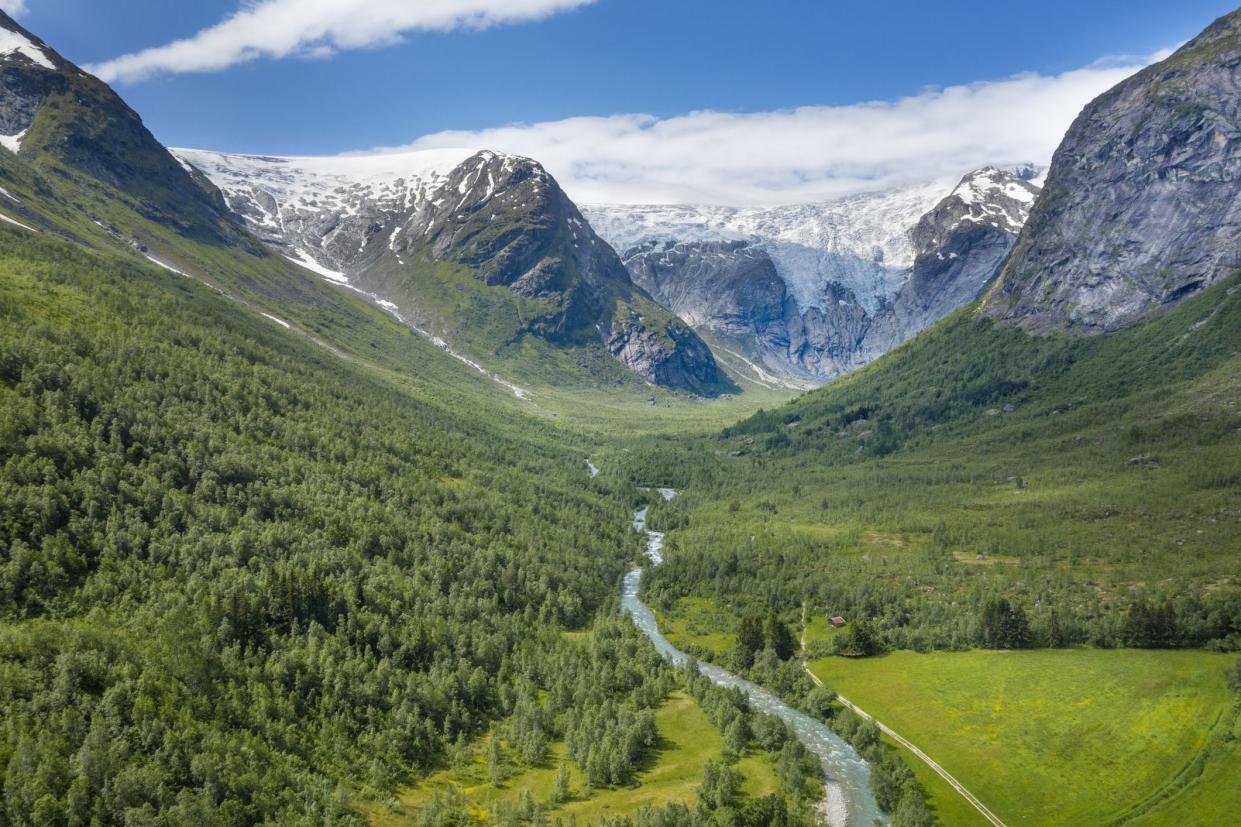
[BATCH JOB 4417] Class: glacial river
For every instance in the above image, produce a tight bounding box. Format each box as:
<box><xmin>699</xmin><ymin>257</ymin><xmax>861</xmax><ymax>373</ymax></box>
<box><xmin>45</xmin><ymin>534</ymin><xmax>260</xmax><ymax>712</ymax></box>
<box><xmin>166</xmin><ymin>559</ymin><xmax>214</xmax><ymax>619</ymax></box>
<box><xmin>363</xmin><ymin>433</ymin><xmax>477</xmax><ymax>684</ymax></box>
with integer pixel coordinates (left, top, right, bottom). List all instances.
<box><xmin>621</xmin><ymin>488</ymin><xmax>883</xmax><ymax>827</ymax></box>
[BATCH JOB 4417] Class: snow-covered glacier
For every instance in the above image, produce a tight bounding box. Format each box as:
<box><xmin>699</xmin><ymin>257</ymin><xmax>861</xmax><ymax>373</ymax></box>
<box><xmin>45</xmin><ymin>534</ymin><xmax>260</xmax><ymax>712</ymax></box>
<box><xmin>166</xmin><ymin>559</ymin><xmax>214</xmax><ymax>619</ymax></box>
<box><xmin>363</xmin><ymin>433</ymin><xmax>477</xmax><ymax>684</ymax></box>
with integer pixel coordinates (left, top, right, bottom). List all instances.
<box><xmin>584</xmin><ymin>166</ymin><xmax>1043</xmax><ymax>384</ymax></box>
<box><xmin>584</xmin><ymin>178</ymin><xmax>953</xmax><ymax>315</ymax></box>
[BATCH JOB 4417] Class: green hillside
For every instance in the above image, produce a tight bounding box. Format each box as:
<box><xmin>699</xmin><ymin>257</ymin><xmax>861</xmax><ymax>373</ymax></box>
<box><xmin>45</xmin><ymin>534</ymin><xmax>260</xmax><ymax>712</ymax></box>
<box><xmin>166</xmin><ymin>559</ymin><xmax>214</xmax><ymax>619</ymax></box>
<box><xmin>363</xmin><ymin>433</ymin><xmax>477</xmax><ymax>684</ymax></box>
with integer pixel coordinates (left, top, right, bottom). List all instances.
<box><xmin>0</xmin><ymin>218</ymin><xmax>808</xmax><ymax>826</ymax></box>
<box><xmin>2</xmin><ymin>10</ymin><xmax>1239</xmax><ymax>825</ymax></box>
<box><xmin>620</xmin><ymin>277</ymin><xmax>1241</xmax><ymax>825</ymax></box>
<box><xmin>638</xmin><ymin>278</ymin><xmax>1241</xmax><ymax>653</ymax></box>
<box><xmin>0</xmin><ymin>226</ymin><xmax>643</xmax><ymax>822</ymax></box>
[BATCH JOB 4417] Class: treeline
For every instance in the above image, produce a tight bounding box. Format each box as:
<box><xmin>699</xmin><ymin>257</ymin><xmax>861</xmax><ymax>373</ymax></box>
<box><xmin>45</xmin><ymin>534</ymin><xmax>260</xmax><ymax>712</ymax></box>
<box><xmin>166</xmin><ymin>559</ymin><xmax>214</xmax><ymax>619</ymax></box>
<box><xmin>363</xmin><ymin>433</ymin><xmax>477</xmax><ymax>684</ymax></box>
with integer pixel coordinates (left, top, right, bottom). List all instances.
<box><xmin>646</xmin><ymin>631</ymin><xmax>936</xmax><ymax>826</ymax></box>
<box><xmin>827</xmin><ymin>709</ymin><xmax>934</xmax><ymax>826</ymax></box>
<box><xmin>577</xmin><ymin>660</ymin><xmax>824</xmax><ymax>827</ymax></box>
<box><xmin>644</xmin><ymin>532</ymin><xmax>1241</xmax><ymax>656</ymax></box>
<box><xmin>419</xmin><ymin>616</ymin><xmax>677</xmax><ymax>824</ymax></box>
<box><xmin>0</xmin><ymin>237</ymin><xmax>639</xmax><ymax>824</ymax></box>
<box><xmin>556</xmin><ymin>623</ymin><xmax>670</xmax><ymax>788</ymax></box>
<box><xmin>731</xmin><ymin>649</ymin><xmax>937</xmax><ymax>826</ymax></box>
<box><xmin>733</xmin><ymin>614</ymin><xmax>796</xmax><ymax>667</ymax></box>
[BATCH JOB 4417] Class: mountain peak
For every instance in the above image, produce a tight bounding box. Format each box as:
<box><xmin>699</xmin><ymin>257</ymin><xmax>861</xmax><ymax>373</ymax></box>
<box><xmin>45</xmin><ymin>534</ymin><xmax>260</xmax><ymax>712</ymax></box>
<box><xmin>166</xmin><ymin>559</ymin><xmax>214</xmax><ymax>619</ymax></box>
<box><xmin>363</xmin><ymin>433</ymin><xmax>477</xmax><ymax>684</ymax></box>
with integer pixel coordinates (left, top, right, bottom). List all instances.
<box><xmin>171</xmin><ymin>146</ymin><xmax>544</xmax><ymax>278</ymax></box>
<box><xmin>0</xmin><ymin>10</ymin><xmax>63</xmax><ymax>153</ymax></box>
<box><xmin>0</xmin><ymin>10</ymin><xmax>238</xmax><ymax>242</ymax></box>
<box><xmin>179</xmin><ymin>144</ymin><xmax>726</xmax><ymax>392</ymax></box>
<box><xmin>934</xmin><ymin>166</ymin><xmax>1042</xmax><ymax>240</ymax></box>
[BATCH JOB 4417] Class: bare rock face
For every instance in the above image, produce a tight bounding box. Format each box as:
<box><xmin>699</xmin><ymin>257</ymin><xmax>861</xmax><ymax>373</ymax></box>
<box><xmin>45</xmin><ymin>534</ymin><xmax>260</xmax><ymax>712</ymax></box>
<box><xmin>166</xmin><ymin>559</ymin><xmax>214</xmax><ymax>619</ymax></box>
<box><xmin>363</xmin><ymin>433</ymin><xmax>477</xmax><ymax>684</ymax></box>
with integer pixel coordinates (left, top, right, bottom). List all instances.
<box><xmin>620</xmin><ymin>239</ymin><xmax>881</xmax><ymax>380</ymax></box>
<box><xmin>863</xmin><ymin>168</ymin><xmax>1040</xmax><ymax>355</ymax></box>
<box><xmin>399</xmin><ymin>152</ymin><xmax>606</xmax><ymax>343</ymax></box>
<box><xmin>397</xmin><ymin>152</ymin><xmax>725</xmax><ymax>392</ymax></box>
<box><xmin>621</xmin><ymin>240</ymin><xmax>789</xmax><ymax>339</ymax></box>
<box><xmin>0</xmin><ymin>28</ymin><xmax>58</xmax><ymax>138</ymax></box>
<box><xmin>606</xmin><ymin>310</ymin><xmax>723</xmax><ymax>391</ymax></box>
<box><xmin>788</xmin><ymin>283</ymin><xmax>871</xmax><ymax>377</ymax></box>
<box><xmin>983</xmin><ymin>10</ymin><xmax>1241</xmax><ymax>333</ymax></box>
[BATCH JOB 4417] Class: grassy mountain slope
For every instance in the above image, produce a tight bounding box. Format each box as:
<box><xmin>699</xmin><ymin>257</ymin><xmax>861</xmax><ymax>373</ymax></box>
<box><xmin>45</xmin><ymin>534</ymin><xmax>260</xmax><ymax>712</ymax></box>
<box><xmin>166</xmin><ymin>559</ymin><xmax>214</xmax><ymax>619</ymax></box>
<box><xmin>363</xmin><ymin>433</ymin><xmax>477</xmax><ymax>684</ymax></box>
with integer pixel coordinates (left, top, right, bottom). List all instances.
<box><xmin>0</xmin><ymin>217</ymin><xmax>816</xmax><ymax>827</ymax></box>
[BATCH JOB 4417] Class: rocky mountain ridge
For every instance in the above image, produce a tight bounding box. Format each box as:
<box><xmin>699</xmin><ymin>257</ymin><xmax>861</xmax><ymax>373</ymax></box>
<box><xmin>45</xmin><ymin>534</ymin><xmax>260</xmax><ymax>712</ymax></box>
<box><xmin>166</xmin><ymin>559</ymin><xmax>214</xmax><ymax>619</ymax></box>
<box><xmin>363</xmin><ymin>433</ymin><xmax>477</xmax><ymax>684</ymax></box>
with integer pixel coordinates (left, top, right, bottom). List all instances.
<box><xmin>178</xmin><ymin>147</ymin><xmax>727</xmax><ymax>393</ymax></box>
<box><xmin>983</xmin><ymin>9</ymin><xmax>1241</xmax><ymax>332</ymax></box>
<box><xmin>172</xmin><ymin>147</ymin><xmax>475</xmax><ymax>279</ymax></box>
<box><xmin>582</xmin><ymin>179</ymin><xmax>956</xmax><ymax>316</ymax></box>
<box><xmin>0</xmin><ymin>11</ymin><xmax>239</xmax><ymax>243</ymax></box>
<box><xmin>183</xmin><ymin>143</ymin><xmax>1043</xmax><ymax>388</ymax></box>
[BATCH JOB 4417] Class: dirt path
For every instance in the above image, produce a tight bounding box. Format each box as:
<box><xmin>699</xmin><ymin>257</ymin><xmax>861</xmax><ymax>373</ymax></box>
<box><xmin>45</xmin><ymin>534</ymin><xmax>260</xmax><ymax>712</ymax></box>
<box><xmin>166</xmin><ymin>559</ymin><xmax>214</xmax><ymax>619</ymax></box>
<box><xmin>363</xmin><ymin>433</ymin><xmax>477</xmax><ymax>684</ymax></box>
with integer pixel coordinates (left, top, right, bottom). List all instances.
<box><xmin>799</xmin><ymin>605</ymin><xmax>1008</xmax><ymax>827</ymax></box>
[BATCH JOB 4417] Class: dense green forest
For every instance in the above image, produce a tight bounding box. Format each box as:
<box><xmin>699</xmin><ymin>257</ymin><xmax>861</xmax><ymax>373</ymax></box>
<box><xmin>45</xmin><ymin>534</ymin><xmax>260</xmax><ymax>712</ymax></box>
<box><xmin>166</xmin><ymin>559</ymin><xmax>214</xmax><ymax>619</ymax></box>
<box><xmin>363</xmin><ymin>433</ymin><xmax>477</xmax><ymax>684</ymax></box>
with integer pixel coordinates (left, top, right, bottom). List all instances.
<box><xmin>634</xmin><ymin>277</ymin><xmax>1241</xmax><ymax>656</ymax></box>
<box><xmin>0</xmin><ymin>228</ymin><xmax>656</xmax><ymax>824</ymax></box>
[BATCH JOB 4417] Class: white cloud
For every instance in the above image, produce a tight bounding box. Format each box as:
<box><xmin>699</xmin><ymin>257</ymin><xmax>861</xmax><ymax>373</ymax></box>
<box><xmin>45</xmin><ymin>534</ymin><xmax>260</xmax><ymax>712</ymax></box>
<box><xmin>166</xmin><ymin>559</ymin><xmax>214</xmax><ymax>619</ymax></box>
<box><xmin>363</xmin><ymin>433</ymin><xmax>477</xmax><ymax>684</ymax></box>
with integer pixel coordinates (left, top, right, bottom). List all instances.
<box><xmin>382</xmin><ymin>52</ymin><xmax>1170</xmax><ymax>206</ymax></box>
<box><xmin>0</xmin><ymin>1</ymin><xmax>29</xmax><ymax>17</ymax></box>
<box><xmin>87</xmin><ymin>0</ymin><xmax>595</xmax><ymax>83</ymax></box>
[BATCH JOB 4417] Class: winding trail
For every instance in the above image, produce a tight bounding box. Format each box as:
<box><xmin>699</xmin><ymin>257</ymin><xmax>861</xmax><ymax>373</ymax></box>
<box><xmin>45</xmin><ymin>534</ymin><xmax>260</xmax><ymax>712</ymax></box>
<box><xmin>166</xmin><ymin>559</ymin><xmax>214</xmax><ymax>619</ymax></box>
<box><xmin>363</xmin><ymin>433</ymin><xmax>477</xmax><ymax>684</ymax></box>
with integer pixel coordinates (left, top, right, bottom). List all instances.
<box><xmin>799</xmin><ymin>606</ymin><xmax>1008</xmax><ymax>827</ymax></box>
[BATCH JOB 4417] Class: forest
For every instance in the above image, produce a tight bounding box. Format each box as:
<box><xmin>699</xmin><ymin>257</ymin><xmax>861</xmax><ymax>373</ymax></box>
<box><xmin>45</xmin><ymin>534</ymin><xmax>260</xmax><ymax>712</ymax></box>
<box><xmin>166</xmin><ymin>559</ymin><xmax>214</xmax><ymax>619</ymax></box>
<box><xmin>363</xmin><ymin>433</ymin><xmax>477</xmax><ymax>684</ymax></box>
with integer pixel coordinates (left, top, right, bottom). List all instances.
<box><xmin>0</xmin><ymin>230</ymin><xmax>647</xmax><ymax>824</ymax></box>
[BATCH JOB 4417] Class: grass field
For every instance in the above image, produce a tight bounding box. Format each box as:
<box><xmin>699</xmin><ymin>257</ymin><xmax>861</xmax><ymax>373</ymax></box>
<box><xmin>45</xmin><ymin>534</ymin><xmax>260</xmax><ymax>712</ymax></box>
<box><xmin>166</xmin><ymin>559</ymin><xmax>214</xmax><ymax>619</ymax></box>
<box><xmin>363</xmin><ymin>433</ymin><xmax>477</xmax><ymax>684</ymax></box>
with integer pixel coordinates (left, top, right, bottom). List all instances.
<box><xmin>361</xmin><ymin>692</ymin><xmax>783</xmax><ymax>825</ymax></box>
<box><xmin>806</xmin><ymin>649</ymin><xmax>1240</xmax><ymax>826</ymax></box>
<box><xmin>802</xmin><ymin>612</ymin><xmax>847</xmax><ymax>652</ymax></box>
<box><xmin>655</xmin><ymin>597</ymin><xmax>739</xmax><ymax>658</ymax></box>
<box><xmin>520</xmin><ymin>381</ymin><xmax>796</xmax><ymax>442</ymax></box>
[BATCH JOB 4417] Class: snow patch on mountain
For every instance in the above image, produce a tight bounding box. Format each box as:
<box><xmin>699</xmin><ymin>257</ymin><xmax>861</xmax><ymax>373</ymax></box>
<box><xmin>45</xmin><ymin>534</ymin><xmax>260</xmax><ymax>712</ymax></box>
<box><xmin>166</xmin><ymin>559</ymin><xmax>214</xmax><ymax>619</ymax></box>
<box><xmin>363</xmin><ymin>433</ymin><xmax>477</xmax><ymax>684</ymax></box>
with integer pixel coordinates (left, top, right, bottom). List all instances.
<box><xmin>0</xmin><ymin>128</ymin><xmax>24</xmax><ymax>153</ymax></box>
<box><xmin>0</xmin><ymin>27</ymin><xmax>54</xmax><ymax>71</ymax></box>
<box><xmin>946</xmin><ymin>167</ymin><xmax>1041</xmax><ymax>233</ymax></box>
<box><xmin>283</xmin><ymin>250</ymin><xmax>347</xmax><ymax>284</ymax></box>
<box><xmin>0</xmin><ymin>210</ymin><xmax>36</xmax><ymax>232</ymax></box>
<box><xmin>144</xmin><ymin>254</ymin><xmax>188</xmax><ymax>277</ymax></box>
<box><xmin>174</xmin><ymin>148</ymin><xmax>476</xmax><ymax>211</ymax></box>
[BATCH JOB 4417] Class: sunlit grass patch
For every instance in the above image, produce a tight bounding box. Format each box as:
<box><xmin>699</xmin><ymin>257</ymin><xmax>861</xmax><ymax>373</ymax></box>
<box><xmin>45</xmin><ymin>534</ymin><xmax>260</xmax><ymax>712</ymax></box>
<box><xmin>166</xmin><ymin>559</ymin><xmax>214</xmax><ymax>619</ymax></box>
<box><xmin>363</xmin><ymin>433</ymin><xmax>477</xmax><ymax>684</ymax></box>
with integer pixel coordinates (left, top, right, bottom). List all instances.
<box><xmin>807</xmin><ymin>649</ymin><xmax>1239</xmax><ymax>826</ymax></box>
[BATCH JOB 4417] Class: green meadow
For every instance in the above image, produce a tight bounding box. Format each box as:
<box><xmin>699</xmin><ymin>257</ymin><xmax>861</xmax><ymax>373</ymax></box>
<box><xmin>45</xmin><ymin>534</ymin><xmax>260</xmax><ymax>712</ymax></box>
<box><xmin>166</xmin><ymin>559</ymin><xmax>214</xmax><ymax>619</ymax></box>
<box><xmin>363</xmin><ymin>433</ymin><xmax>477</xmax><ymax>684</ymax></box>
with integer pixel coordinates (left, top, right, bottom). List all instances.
<box><xmin>806</xmin><ymin>649</ymin><xmax>1240</xmax><ymax>826</ymax></box>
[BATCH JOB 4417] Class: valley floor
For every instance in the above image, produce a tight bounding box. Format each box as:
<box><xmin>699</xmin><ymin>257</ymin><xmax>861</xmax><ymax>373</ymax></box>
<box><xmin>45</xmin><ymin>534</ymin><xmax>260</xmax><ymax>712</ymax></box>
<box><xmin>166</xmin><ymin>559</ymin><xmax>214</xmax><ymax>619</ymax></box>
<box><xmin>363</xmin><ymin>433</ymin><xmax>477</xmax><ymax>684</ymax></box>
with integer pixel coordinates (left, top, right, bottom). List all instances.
<box><xmin>654</xmin><ymin>599</ymin><xmax>1240</xmax><ymax>826</ymax></box>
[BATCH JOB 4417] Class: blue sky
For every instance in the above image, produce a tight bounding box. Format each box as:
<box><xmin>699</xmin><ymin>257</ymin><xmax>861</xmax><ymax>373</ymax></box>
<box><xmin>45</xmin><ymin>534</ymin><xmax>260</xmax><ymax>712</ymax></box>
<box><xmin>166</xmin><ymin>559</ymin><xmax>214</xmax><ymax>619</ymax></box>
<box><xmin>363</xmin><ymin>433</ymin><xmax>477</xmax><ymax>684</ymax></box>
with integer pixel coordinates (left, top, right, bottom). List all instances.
<box><xmin>10</xmin><ymin>0</ymin><xmax>1239</xmax><ymax>204</ymax></box>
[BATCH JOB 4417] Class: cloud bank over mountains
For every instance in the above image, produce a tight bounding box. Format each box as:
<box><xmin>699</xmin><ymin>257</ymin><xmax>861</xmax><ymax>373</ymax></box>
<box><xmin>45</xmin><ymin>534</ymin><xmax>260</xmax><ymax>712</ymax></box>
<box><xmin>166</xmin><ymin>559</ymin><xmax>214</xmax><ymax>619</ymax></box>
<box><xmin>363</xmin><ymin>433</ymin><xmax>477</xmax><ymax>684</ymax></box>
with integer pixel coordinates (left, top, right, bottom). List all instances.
<box><xmin>390</xmin><ymin>53</ymin><xmax>1168</xmax><ymax>205</ymax></box>
<box><xmin>86</xmin><ymin>0</ymin><xmax>1168</xmax><ymax>206</ymax></box>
